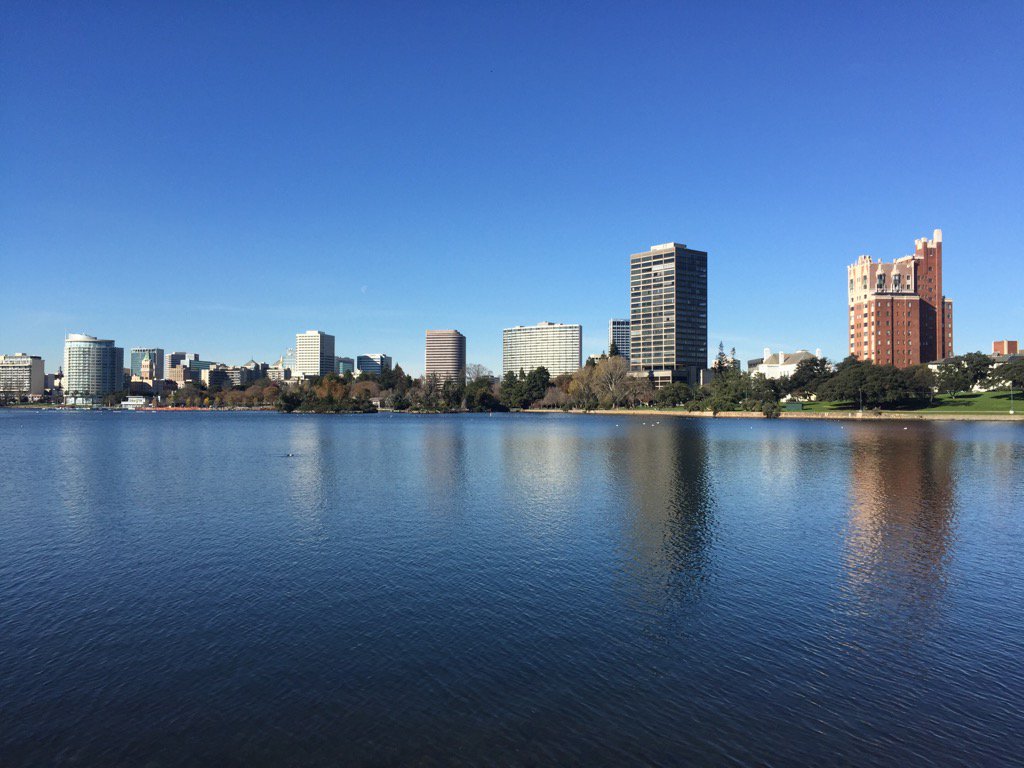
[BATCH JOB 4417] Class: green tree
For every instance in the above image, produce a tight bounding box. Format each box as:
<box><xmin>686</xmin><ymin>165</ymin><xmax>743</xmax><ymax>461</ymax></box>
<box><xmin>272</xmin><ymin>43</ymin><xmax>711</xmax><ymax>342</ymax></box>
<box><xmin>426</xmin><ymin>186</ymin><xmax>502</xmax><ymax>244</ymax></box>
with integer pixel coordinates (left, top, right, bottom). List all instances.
<box><xmin>608</xmin><ymin>340</ymin><xmax>620</xmax><ymax>357</ymax></box>
<box><xmin>654</xmin><ymin>381</ymin><xmax>692</xmax><ymax>407</ymax></box>
<box><xmin>818</xmin><ymin>359</ymin><xmax>869</xmax><ymax>404</ymax></box>
<box><xmin>747</xmin><ymin>373</ymin><xmax>781</xmax><ymax>410</ymax></box>
<box><xmin>905</xmin><ymin>364</ymin><xmax>938</xmax><ymax>402</ymax></box>
<box><xmin>441</xmin><ymin>376</ymin><xmax>465</xmax><ymax>410</ymax></box>
<box><xmin>937</xmin><ymin>360</ymin><xmax>971</xmax><ymax>398</ymax></box>
<box><xmin>524</xmin><ymin>367</ymin><xmax>550</xmax><ymax>405</ymax></box>
<box><xmin>500</xmin><ymin>370</ymin><xmax>526</xmax><ymax>409</ymax></box>
<box><xmin>959</xmin><ymin>352</ymin><xmax>994</xmax><ymax>387</ymax></box>
<box><xmin>787</xmin><ymin>356</ymin><xmax>832</xmax><ymax>396</ymax></box>
<box><xmin>993</xmin><ymin>359</ymin><xmax>1024</xmax><ymax>389</ymax></box>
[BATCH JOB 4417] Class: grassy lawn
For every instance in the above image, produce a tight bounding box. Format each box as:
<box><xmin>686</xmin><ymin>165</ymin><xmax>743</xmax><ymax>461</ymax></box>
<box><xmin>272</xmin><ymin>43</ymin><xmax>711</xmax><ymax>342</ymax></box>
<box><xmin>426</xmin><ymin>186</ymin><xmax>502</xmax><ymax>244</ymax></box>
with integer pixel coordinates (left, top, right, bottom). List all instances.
<box><xmin>799</xmin><ymin>389</ymin><xmax>1020</xmax><ymax>414</ymax></box>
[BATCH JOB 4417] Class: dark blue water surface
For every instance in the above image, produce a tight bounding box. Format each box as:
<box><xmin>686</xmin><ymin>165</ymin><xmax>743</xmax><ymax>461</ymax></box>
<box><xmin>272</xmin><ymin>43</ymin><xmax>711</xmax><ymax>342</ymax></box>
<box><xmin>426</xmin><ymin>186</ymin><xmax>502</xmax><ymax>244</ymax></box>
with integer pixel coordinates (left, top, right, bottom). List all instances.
<box><xmin>1</xmin><ymin>411</ymin><xmax>1022</xmax><ymax>766</ymax></box>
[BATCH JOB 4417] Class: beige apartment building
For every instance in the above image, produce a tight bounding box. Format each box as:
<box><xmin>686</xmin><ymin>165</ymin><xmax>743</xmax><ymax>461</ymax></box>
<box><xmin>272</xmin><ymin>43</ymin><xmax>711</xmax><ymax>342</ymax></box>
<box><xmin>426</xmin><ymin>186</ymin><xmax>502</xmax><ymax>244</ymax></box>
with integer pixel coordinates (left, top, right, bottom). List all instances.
<box><xmin>425</xmin><ymin>329</ymin><xmax>467</xmax><ymax>382</ymax></box>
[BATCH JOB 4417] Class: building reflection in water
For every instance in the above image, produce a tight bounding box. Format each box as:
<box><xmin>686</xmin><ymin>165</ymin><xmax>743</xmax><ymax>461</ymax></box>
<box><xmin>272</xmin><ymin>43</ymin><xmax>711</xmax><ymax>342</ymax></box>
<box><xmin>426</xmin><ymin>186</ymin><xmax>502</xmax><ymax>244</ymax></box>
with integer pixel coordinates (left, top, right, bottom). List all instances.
<box><xmin>286</xmin><ymin>416</ymin><xmax>336</xmax><ymax>537</ymax></box>
<box><xmin>842</xmin><ymin>423</ymin><xmax>957</xmax><ymax>632</ymax></box>
<box><xmin>621</xmin><ymin>421</ymin><xmax>715</xmax><ymax>608</ymax></box>
<box><xmin>498</xmin><ymin>417</ymin><xmax>586</xmax><ymax>534</ymax></box>
<box><xmin>419</xmin><ymin>417</ymin><xmax>469</xmax><ymax>516</ymax></box>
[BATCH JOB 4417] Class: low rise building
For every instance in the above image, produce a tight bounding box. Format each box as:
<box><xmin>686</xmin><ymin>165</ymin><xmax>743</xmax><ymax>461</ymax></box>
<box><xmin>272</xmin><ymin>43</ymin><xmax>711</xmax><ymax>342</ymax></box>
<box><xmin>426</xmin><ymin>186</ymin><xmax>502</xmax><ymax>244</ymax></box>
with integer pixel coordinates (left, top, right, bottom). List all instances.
<box><xmin>749</xmin><ymin>348</ymin><xmax>820</xmax><ymax>379</ymax></box>
<box><xmin>268</xmin><ymin>366</ymin><xmax>291</xmax><ymax>382</ymax></box>
<box><xmin>993</xmin><ymin>340</ymin><xmax>1019</xmax><ymax>355</ymax></box>
<box><xmin>167</xmin><ymin>365</ymin><xmax>195</xmax><ymax>386</ymax></box>
<box><xmin>242</xmin><ymin>360</ymin><xmax>269</xmax><ymax>381</ymax></box>
<box><xmin>202</xmin><ymin>366</ymin><xmax>232</xmax><ymax>391</ymax></box>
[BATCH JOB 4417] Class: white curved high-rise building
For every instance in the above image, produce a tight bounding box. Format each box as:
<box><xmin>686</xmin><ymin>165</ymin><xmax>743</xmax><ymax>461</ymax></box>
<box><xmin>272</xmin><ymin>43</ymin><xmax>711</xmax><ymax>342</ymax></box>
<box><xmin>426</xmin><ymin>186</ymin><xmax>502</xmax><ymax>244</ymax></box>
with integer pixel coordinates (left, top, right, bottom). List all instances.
<box><xmin>64</xmin><ymin>333</ymin><xmax>124</xmax><ymax>405</ymax></box>
<box><xmin>425</xmin><ymin>330</ymin><xmax>466</xmax><ymax>382</ymax></box>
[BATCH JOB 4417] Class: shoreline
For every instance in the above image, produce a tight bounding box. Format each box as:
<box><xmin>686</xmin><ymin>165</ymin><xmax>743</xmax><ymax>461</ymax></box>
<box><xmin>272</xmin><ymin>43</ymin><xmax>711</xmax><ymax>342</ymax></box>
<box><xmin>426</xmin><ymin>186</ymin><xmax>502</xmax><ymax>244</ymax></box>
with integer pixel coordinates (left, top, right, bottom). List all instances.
<box><xmin>524</xmin><ymin>408</ymin><xmax>1023</xmax><ymax>423</ymax></box>
<box><xmin>7</xmin><ymin>405</ymin><xmax>1020</xmax><ymax>422</ymax></box>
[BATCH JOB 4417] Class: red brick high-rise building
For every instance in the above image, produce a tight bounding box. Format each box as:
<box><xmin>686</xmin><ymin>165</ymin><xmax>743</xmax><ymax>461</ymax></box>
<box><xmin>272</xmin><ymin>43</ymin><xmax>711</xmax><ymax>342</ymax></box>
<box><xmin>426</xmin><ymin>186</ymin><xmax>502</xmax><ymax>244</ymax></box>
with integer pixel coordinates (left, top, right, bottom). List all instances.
<box><xmin>847</xmin><ymin>229</ymin><xmax>953</xmax><ymax>368</ymax></box>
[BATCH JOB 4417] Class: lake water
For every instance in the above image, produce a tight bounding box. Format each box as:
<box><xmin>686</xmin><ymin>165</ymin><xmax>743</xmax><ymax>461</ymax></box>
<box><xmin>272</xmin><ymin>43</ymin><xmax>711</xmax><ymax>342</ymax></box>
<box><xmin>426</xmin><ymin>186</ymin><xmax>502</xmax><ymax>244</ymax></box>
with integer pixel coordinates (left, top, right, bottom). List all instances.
<box><xmin>1</xmin><ymin>410</ymin><xmax>1022</xmax><ymax>766</ymax></box>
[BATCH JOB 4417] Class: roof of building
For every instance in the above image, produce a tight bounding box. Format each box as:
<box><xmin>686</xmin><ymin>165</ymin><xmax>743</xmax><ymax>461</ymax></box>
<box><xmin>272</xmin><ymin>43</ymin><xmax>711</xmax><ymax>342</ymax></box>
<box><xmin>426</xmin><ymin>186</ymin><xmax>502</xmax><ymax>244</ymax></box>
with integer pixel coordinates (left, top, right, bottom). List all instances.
<box><xmin>756</xmin><ymin>350</ymin><xmax>817</xmax><ymax>367</ymax></box>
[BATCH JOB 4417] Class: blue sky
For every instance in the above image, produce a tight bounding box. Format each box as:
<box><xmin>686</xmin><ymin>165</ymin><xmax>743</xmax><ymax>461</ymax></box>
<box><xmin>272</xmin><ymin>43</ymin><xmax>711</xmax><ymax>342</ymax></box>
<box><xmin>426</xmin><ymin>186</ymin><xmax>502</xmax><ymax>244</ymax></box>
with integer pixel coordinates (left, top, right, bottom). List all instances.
<box><xmin>2</xmin><ymin>2</ymin><xmax>1021</xmax><ymax>375</ymax></box>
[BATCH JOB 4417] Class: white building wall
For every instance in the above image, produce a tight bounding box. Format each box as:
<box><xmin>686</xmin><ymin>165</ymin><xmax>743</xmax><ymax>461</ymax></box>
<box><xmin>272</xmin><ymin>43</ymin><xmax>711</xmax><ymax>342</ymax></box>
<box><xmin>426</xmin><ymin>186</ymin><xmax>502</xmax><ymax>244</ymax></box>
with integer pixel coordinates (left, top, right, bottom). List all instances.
<box><xmin>295</xmin><ymin>331</ymin><xmax>336</xmax><ymax>378</ymax></box>
<box><xmin>63</xmin><ymin>334</ymin><xmax>124</xmax><ymax>405</ymax></box>
<box><xmin>502</xmin><ymin>322</ymin><xmax>582</xmax><ymax>377</ymax></box>
<box><xmin>608</xmin><ymin>319</ymin><xmax>630</xmax><ymax>360</ymax></box>
<box><xmin>0</xmin><ymin>354</ymin><xmax>45</xmax><ymax>397</ymax></box>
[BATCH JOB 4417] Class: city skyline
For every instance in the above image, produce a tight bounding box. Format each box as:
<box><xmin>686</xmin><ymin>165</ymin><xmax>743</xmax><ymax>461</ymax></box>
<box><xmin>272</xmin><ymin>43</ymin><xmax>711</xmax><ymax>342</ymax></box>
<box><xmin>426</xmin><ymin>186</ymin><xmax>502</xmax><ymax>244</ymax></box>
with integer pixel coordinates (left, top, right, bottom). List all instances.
<box><xmin>2</xmin><ymin>222</ymin><xmax>1015</xmax><ymax>382</ymax></box>
<box><xmin>2</xmin><ymin>4</ymin><xmax>1021</xmax><ymax>374</ymax></box>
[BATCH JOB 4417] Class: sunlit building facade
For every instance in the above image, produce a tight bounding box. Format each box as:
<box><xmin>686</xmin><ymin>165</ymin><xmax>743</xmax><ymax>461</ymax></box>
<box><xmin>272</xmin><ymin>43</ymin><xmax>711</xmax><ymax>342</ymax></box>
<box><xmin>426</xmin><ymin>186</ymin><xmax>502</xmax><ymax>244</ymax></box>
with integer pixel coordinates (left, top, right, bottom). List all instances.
<box><xmin>64</xmin><ymin>333</ymin><xmax>124</xmax><ymax>405</ymax></box>
<box><xmin>847</xmin><ymin>229</ymin><xmax>953</xmax><ymax>368</ymax></box>
<box><xmin>502</xmin><ymin>322</ymin><xmax>582</xmax><ymax>377</ymax></box>
<box><xmin>130</xmin><ymin>347</ymin><xmax>164</xmax><ymax>379</ymax></box>
<box><xmin>425</xmin><ymin>330</ymin><xmax>467</xmax><ymax>382</ymax></box>
<box><xmin>0</xmin><ymin>353</ymin><xmax>45</xmax><ymax>399</ymax></box>
<box><xmin>295</xmin><ymin>330</ymin><xmax>336</xmax><ymax>378</ymax></box>
<box><xmin>609</xmin><ymin>319</ymin><xmax>630</xmax><ymax>360</ymax></box>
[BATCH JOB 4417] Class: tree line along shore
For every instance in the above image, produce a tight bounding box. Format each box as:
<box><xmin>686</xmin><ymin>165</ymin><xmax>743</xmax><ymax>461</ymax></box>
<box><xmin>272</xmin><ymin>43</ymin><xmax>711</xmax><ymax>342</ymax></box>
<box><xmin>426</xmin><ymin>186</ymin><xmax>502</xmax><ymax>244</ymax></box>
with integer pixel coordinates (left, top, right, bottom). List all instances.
<box><xmin>16</xmin><ymin>347</ymin><xmax>1017</xmax><ymax>420</ymax></box>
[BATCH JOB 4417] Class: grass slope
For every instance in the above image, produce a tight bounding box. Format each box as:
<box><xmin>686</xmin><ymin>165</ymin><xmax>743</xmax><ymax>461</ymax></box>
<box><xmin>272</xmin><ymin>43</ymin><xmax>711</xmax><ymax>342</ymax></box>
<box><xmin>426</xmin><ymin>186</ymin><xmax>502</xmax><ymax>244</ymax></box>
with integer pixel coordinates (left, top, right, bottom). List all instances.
<box><xmin>801</xmin><ymin>389</ymin><xmax>1019</xmax><ymax>414</ymax></box>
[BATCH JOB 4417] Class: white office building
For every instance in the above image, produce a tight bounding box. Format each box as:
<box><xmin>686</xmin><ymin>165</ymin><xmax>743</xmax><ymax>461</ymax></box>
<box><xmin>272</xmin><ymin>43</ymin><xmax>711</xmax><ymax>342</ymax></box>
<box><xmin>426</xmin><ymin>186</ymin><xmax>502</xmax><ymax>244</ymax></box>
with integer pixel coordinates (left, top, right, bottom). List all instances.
<box><xmin>502</xmin><ymin>322</ymin><xmax>582</xmax><ymax>377</ymax></box>
<box><xmin>0</xmin><ymin>353</ymin><xmax>45</xmax><ymax>400</ymax></box>
<box><xmin>294</xmin><ymin>330</ymin><xmax>336</xmax><ymax>378</ymax></box>
<box><xmin>64</xmin><ymin>333</ymin><xmax>124</xmax><ymax>406</ymax></box>
<box><xmin>609</xmin><ymin>319</ymin><xmax>630</xmax><ymax>360</ymax></box>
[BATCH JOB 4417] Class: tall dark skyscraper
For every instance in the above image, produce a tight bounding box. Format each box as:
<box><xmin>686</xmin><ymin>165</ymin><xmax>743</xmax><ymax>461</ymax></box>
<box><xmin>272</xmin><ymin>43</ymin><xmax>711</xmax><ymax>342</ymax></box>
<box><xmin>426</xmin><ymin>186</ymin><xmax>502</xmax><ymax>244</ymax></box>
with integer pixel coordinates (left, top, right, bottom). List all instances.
<box><xmin>629</xmin><ymin>242</ymin><xmax>708</xmax><ymax>388</ymax></box>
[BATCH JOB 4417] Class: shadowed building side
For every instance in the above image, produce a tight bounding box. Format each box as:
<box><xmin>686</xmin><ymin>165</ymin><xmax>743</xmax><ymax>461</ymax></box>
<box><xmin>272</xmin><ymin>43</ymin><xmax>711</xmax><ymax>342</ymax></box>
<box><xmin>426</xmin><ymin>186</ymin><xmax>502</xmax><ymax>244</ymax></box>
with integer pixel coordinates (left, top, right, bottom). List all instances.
<box><xmin>629</xmin><ymin>242</ymin><xmax>708</xmax><ymax>388</ymax></box>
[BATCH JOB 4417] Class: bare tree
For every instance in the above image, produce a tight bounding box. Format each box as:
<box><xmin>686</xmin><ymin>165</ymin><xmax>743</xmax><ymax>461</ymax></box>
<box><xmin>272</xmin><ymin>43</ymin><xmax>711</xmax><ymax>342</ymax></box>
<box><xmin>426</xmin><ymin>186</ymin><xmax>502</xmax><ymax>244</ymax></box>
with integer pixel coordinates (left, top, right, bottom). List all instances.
<box><xmin>466</xmin><ymin>363</ymin><xmax>492</xmax><ymax>382</ymax></box>
<box><xmin>593</xmin><ymin>356</ymin><xmax>631</xmax><ymax>408</ymax></box>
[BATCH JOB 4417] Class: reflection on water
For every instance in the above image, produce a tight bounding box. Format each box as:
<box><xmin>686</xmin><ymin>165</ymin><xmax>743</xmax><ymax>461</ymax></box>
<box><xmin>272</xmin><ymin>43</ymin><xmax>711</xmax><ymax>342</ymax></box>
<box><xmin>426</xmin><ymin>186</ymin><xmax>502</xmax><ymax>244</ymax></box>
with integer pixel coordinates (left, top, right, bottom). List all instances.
<box><xmin>843</xmin><ymin>424</ymin><xmax>957</xmax><ymax>632</ymax></box>
<box><xmin>287</xmin><ymin>417</ymin><xmax>334</xmax><ymax>536</ymax></box>
<box><xmin>498</xmin><ymin>418</ymin><xmax>586</xmax><ymax>533</ymax></box>
<box><xmin>623</xmin><ymin>422</ymin><xmax>715</xmax><ymax>606</ymax></box>
<box><xmin>2</xmin><ymin>412</ymin><xmax>1022</xmax><ymax>767</ymax></box>
<box><xmin>420</xmin><ymin>418</ymin><xmax>469</xmax><ymax>514</ymax></box>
